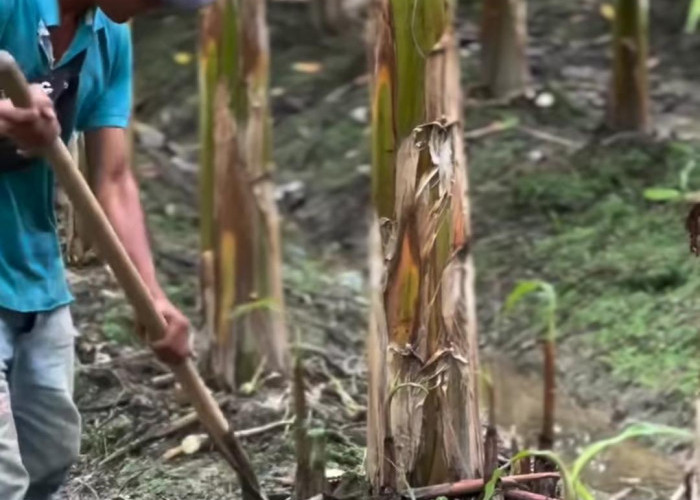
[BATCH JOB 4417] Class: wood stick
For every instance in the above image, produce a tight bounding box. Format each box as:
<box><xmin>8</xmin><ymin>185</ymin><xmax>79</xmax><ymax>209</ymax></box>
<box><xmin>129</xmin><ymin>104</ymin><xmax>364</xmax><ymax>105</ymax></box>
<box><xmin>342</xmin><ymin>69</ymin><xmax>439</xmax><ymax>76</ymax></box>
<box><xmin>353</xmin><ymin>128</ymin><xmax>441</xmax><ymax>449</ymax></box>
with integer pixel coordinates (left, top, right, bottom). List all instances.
<box><xmin>162</xmin><ymin>419</ymin><xmax>294</xmax><ymax>461</ymax></box>
<box><xmin>504</xmin><ymin>490</ymin><xmax>559</xmax><ymax>500</ymax></box>
<box><xmin>608</xmin><ymin>487</ymin><xmax>633</xmax><ymax>500</ymax></box>
<box><xmin>99</xmin><ymin>400</ymin><xmax>226</xmax><ymax>467</ymax></box>
<box><xmin>0</xmin><ymin>51</ymin><xmax>265</xmax><ymax>500</ymax></box>
<box><xmin>464</xmin><ymin>119</ymin><xmax>518</xmax><ymax>140</ymax></box>
<box><xmin>79</xmin><ymin>350</ymin><xmax>152</xmax><ymax>372</ymax></box>
<box><xmin>79</xmin><ymin>393</ymin><xmax>131</xmax><ymax>413</ymax></box>
<box><xmin>408</xmin><ymin>472</ymin><xmax>560</xmax><ymax>499</ymax></box>
<box><xmin>152</xmin><ymin>373</ymin><xmax>176</xmax><ymax>388</ymax></box>
<box><xmin>294</xmin><ymin>357</ymin><xmax>319</xmax><ymax>500</ymax></box>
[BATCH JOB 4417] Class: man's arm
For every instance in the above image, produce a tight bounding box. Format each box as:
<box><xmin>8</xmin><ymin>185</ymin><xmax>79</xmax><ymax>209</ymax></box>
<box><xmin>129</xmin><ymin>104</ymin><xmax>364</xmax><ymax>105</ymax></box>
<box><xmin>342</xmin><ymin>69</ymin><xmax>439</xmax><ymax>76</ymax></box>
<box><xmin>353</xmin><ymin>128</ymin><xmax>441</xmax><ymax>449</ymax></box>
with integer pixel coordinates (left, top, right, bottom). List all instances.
<box><xmin>86</xmin><ymin>127</ymin><xmax>191</xmax><ymax>364</ymax></box>
<box><xmin>86</xmin><ymin>128</ymin><xmax>160</xmax><ymax>295</ymax></box>
<box><xmin>77</xmin><ymin>24</ymin><xmax>189</xmax><ymax>364</ymax></box>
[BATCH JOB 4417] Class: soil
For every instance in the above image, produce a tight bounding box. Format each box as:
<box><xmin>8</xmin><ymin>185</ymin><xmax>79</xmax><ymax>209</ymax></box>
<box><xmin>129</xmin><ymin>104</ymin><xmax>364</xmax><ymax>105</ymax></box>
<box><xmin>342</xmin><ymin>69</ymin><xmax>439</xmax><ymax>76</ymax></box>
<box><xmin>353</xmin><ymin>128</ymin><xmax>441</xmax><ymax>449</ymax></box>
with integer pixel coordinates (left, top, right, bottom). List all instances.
<box><xmin>57</xmin><ymin>0</ymin><xmax>700</xmax><ymax>498</ymax></box>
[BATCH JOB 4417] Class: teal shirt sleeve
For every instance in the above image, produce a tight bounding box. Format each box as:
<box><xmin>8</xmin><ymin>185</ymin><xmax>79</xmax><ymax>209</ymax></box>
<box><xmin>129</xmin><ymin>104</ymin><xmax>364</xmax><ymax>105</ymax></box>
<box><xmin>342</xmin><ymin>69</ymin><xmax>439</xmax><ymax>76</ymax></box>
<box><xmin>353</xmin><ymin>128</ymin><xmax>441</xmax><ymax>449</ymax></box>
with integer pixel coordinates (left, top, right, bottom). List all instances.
<box><xmin>80</xmin><ymin>23</ymin><xmax>132</xmax><ymax>130</ymax></box>
<box><xmin>0</xmin><ymin>0</ymin><xmax>15</xmax><ymax>39</ymax></box>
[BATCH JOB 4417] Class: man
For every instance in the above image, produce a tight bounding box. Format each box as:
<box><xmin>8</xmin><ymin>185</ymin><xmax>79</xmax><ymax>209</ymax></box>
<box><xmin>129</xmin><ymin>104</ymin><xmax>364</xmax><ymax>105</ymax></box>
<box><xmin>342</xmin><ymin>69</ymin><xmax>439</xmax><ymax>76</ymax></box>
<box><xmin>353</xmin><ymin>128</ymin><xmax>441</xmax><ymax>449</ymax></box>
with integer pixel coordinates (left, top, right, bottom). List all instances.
<box><xmin>0</xmin><ymin>0</ymin><xmax>213</xmax><ymax>498</ymax></box>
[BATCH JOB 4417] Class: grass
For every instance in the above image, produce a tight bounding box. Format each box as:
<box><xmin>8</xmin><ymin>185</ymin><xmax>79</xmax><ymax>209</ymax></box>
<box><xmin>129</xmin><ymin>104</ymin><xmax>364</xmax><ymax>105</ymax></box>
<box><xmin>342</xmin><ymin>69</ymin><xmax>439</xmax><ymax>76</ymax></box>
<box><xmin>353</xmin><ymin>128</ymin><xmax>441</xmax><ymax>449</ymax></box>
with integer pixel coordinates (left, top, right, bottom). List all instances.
<box><xmin>472</xmin><ymin>129</ymin><xmax>700</xmax><ymax>400</ymax></box>
<box><xmin>102</xmin><ymin>457</ymin><xmax>235</xmax><ymax>499</ymax></box>
<box><xmin>102</xmin><ymin>303</ymin><xmax>137</xmax><ymax>346</ymax></box>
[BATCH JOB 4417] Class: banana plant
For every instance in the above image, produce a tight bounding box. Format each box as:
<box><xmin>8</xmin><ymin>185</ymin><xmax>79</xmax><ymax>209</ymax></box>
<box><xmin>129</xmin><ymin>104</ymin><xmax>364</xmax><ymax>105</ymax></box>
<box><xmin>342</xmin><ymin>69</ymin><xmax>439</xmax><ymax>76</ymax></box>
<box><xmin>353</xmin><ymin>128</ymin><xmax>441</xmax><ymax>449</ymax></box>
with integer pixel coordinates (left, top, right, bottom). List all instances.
<box><xmin>608</xmin><ymin>0</ymin><xmax>650</xmax><ymax>132</ymax></box>
<box><xmin>643</xmin><ymin>152</ymin><xmax>698</xmax><ymax>202</ymax></box>
<box><xmin>484</xmin><ymin>423</ymin><xmax>692</xmax><ymax>500</ymax></box>
<box><xmin>505</xmin><ymin>280</ymin><xmax>558</xmax><ymax>450</ymax></box>
<box><xmin>366</xmin><ymin>0</ymin><xmax>483</xmax><ymax>490</ymax></box>
<box><xmin>199</xmin><ymin>0</ymin><xmax>289</xmax><ymax>390</ymax></box>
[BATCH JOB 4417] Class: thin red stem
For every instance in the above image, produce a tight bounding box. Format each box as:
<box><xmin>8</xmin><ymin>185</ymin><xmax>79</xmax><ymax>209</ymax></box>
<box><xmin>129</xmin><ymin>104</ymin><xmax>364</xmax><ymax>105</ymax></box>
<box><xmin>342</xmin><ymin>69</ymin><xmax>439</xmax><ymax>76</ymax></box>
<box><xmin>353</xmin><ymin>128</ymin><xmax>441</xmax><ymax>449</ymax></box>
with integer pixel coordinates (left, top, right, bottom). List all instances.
<box><xmin>409</xmin><ymin>472</ymin><xmax>560</xmax><ymax>499</ymax></box>
<box><xmin>505</xmin><ymin>490</ymin><xmax>559</xmax><ymax>500</ymax></box>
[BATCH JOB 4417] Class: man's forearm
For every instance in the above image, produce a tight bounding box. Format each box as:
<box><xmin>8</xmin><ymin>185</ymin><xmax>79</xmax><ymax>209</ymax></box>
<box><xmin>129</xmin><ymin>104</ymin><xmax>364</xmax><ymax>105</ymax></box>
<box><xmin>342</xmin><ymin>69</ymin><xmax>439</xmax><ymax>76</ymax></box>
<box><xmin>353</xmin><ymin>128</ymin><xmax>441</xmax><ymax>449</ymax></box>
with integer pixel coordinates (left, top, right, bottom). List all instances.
<box><xmin>86</xmin><ymin>128</ymin><xmax>191</xmax><ymax>363</ymax></box>
<box><xmin>97</xmin><ymin>170</ymin><xmax>164</xmax><ymax>300</ymax></box>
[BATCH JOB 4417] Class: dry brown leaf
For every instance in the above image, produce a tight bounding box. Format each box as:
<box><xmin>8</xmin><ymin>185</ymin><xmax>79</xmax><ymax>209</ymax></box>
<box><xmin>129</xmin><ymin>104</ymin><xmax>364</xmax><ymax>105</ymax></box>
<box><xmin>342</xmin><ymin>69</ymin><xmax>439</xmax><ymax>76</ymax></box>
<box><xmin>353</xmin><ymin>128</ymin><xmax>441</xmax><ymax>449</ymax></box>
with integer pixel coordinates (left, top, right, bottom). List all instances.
<box><xmin>394</xmin><ymin>133</ymin><xmax>420</xmax><ymax>220</ymax></box>
<box><xmin>427</xmin><ymin>123</ymin><xmax>455</xmax><ymax>198</ymax></box>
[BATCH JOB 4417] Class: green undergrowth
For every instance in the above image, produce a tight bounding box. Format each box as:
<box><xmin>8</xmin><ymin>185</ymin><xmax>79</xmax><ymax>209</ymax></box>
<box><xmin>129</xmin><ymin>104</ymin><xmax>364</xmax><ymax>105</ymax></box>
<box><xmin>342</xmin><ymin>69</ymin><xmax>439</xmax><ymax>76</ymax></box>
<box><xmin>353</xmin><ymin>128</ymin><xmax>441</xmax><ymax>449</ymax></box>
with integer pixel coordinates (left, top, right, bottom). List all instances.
<box><xmin>472</xmin><ymin>130</ymin><xmax>700</xmax><ymax>398</ymax></box>
<box><xmin>92</xmin><ymin>456</ymin><xmax>240</xmax><ymax>499</ymax></box>
<box><xmin>272</xmin><ymin>45</ymin><xmax>369</xmax><ymax>190</ymax></box>
<box><xmin>102</xmin><ymin>303</ymin><xmax>137</xmax><ymax>347</ymax></box>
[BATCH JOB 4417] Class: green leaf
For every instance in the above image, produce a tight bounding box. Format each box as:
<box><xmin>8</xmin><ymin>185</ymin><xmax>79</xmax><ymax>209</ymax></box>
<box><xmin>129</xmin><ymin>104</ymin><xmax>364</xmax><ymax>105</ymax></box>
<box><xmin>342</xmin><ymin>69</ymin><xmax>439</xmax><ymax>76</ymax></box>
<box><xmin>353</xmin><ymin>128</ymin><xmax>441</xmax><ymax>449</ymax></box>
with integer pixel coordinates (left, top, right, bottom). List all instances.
<box><xmin>483</xmin><ymin>468</ymin><xmax>505</xmax><ymax>500</ymax></box>
<box><xmin>570</xmin><ymin>423</ymin><xmax>692</xmax><ymax>481</ymax></box>
<box><xmin>505</xmin><ymin>280</ymin><xmax>558</xmax><ymax>340</ymax></box>
<box><xmin>538</xmin><ymin>281</ymin><xmax>557</xmax><ymax>317</ymax></box>
<box><xmin>497</xmin><ymin>425</ymin><xmax>691</xmax><ymax>500</ymax></box>
<box><xmin>504</xmin><ymin>281</ymin><xmax>544</xmax><ymax>313</ymax></box>
<box><xmin>230</xmin><ymin>297</ymin><xmax>280</xmax><ymax>321</ymax></box>
<box><xmin>575</xmin><ymin>481</ymin><xmax>596</xmax><ymax>500</ymax></box>
<box><xmin>508</xmin><ymin>450</ymin><xmax>574</xmax><ymax>500</ymax></box>
<box><xmin>686</xmin><ymin>0</ymin><xmax>700</xmax><ymax>33</ymax></box>
<box><xmin>680</xmin><ymin>160</ymin><xmax>697</xmax><ymax>191</ymax></box>
<box><xmin>642</xmin><ymin>188</ymin><xmax>683</xmax><ymax>202</ymax></box>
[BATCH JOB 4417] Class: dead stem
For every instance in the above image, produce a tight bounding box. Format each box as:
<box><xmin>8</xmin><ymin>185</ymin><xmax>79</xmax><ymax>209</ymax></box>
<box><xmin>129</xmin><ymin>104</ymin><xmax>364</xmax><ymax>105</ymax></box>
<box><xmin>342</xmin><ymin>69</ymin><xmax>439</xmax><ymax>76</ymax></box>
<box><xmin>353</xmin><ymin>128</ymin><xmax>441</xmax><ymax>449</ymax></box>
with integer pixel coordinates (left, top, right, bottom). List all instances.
<box><xmin>504</xmin><ymin>490</ymin><xmax>559</xmax><ymax>500</ymax></box>
<box><xmin>408</xmin><ymin>472</ymin><xmax>560</xmax><ymax>499</ymax></box>
<box><xmin>539</xmin><ymin>339</ymin><xmax>556</xmax><ymax>451</ymax></box>
<box><xmin>685</xmin><ymin>204</ymin><xmax>700</xmax><ymax>256</ymax></box>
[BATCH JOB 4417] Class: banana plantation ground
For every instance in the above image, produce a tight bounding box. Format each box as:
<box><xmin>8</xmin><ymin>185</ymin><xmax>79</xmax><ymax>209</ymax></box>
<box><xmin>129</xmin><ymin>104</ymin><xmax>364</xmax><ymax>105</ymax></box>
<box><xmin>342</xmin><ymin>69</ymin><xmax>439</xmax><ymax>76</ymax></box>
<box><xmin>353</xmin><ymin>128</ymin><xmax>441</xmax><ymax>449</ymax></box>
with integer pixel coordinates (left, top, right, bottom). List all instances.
<box><xmin>62</xmin><ymin>0</ymin><xmax>700</xmax><ymax>498</ymax></box>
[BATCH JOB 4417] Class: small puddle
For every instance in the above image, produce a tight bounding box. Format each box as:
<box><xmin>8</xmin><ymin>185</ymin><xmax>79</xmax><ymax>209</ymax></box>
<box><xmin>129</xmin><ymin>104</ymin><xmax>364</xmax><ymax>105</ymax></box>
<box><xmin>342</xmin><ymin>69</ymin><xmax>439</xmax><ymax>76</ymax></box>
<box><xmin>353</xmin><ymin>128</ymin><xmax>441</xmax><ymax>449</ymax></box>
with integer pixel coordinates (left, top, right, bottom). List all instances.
<box><xmin>484</xmin><ymin>353</ymin><xmax>684</xmax><ymax>496</ymax></box>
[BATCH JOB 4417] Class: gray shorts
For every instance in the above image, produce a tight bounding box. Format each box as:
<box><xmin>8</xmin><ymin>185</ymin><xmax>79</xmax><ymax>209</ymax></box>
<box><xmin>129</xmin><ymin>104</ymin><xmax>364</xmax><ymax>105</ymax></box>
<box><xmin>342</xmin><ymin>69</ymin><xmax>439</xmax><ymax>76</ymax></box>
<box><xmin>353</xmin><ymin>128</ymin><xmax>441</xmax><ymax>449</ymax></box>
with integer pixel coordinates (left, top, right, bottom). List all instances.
<box><xmin>0</xmin><ymin>306</ymin><xmax>81</xmax><ymax>500</ymax></box>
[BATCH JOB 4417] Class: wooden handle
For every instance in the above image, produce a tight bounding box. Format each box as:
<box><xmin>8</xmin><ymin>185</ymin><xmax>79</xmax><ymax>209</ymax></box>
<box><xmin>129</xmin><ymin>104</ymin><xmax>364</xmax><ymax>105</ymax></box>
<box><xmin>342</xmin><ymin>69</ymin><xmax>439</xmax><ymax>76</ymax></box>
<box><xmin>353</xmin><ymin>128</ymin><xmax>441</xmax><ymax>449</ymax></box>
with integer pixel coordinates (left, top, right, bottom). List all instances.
<box><xmin>0</xmin><ymin>51</ymin><xmax>32</xmax><ymax>108</ymax></box>
<box><xmin>0</xmin><ymin>52</ymin><xmax>265</xmax><ymax>498</ymax></box>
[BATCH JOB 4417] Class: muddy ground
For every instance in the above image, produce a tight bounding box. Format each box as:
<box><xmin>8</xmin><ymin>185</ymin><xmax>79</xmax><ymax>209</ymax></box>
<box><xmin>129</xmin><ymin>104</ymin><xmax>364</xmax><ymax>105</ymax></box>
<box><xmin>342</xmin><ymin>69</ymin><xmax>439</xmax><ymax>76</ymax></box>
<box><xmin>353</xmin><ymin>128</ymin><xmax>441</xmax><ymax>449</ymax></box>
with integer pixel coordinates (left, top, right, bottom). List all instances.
<box><xmin>59</xmin><ymin>0</ymin><xmax>700</xmax><ymax>498</ymax></box>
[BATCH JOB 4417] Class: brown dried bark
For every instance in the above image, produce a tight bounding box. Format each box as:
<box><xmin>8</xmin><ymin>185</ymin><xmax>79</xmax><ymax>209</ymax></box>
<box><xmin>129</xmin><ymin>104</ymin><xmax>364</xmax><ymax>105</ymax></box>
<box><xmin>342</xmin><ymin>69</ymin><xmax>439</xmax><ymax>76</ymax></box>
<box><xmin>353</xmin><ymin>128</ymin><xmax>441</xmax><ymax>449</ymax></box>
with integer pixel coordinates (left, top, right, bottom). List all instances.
<box><xmin>481</xmin><ymin>0</ymin><xmax>531</xmax><ymax>98</ymax></box>
<box><xmin>367</xmin><ymin>0</ymin><xmax>483</xmax><ymax>491</ymax></box>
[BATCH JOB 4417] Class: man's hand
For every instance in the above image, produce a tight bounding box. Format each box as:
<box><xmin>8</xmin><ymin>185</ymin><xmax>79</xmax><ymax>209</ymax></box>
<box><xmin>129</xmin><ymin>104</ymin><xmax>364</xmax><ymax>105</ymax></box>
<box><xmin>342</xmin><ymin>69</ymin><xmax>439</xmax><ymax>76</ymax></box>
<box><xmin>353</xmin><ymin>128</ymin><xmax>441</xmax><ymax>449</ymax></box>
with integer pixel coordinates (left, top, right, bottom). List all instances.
<box><xmin>148</xmin><ymin>297</ymin><xmax>192</xmax><ymax>365</ymax></box>
<box><xmin>0</xmin><ymin>84</ymin><xmax>59</xmax><ymax>153</ymax></box>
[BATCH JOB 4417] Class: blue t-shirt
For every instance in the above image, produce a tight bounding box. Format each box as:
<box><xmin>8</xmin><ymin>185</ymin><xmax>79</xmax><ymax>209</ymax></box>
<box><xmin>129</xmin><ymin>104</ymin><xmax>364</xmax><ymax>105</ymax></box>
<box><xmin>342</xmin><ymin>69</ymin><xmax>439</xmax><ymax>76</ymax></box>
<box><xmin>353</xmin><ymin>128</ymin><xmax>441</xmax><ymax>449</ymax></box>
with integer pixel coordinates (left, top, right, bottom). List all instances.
<box><xmin>0</xmin><ymin>0</ymin><xmax>132</xmax><ymax>312</ymax></box>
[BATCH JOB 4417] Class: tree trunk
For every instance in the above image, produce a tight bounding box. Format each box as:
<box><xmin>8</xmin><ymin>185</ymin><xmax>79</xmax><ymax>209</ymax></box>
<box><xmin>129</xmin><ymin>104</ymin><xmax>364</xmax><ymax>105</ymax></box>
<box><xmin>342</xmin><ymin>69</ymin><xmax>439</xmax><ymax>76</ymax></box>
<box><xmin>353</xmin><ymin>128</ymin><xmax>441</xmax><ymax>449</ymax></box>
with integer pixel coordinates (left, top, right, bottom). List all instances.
<box><xmin>366</xmin><ymin>0</ymin><xmax>483</xmax><ymax>492</ymax></box>
<box><xmin>294</xmin><ymin>358</ymin><xmax>327</xmax><ymax>499</ymax></box>
<box><xmin>310</xmin><ymin>0</ymin><xmax>348</xmax><ymax>35</ymax></box>
<box><xmin>607</xmin><ymin>0</ymin><xmax>650</xmax><ymax>132</ymax></box>
<box><xmin>199</xmin><ymin>0</ymin><xmax>289</xmax><ymax>390</ymax></box>
<box><xmin>481</xmin><ymin>0</ymin><xmax>531</xmax><ymax>99</ymax></box>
